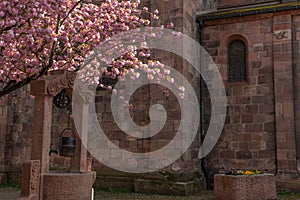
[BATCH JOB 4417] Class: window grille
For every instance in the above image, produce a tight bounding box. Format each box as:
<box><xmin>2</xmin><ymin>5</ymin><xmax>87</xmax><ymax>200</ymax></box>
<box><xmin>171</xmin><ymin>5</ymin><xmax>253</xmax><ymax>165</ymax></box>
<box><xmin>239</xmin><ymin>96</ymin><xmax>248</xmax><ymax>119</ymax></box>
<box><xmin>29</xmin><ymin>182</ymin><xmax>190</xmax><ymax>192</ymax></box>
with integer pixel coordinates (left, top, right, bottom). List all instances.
<box><xmin>228</xmin><ymin>40</ymin><xmax>247</xmax><ymax>82</ymax></box>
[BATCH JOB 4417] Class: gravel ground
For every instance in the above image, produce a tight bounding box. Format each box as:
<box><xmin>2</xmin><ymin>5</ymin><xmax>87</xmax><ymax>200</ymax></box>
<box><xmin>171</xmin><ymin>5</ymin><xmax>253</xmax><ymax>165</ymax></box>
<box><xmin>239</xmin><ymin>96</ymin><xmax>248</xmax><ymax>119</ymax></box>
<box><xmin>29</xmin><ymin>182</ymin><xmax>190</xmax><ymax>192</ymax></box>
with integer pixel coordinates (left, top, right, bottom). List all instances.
<box><xmin>94</xmin><ymin>190</ymin><xmax>214</xmax><ymax>200</ymax></box>
<box><xmin>0</xmin><ymin>187</ymin><xmax>20</xmax><ymax>200</ymax></box>
<box><xmin>0</xmin><ymin>187</ymin><xmax>299</xmax><ymax>200</ymax></box>
<box><xmin>0</xmin><ymin>188</ymin><xmax>214</xmax><ymax>200</ymax></box>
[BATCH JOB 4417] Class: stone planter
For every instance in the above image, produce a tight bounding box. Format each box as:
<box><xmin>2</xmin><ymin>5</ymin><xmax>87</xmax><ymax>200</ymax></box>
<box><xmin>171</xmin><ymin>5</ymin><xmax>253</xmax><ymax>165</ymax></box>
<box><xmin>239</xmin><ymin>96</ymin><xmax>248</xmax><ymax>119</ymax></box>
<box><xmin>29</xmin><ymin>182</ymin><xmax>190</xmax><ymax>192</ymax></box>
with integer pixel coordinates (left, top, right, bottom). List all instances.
<box><xmin>214</xmin><ymin>174</ymin><xmax>277</xmax><ymax>200</ymax></box>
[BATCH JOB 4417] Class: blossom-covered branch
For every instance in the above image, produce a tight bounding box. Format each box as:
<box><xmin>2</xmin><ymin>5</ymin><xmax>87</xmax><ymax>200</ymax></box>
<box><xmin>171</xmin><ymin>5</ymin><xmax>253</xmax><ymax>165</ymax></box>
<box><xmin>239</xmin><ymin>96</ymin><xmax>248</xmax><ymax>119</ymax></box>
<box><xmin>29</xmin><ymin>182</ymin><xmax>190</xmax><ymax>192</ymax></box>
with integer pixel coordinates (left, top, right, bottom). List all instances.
<box><xmin>0</xmin><ymin>0</ymin><xmax>184</xmax><ymax>99</ymax></box>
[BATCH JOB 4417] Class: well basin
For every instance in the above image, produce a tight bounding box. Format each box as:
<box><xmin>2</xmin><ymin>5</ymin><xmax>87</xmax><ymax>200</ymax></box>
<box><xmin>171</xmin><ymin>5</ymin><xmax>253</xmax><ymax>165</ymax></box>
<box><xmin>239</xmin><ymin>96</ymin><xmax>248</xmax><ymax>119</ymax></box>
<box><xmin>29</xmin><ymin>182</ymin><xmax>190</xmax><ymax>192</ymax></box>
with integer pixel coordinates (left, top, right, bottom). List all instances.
<box><xmin>43</xmin><ymin>171</ymin><xmax>96</xmax><ymax>200</ymax></box>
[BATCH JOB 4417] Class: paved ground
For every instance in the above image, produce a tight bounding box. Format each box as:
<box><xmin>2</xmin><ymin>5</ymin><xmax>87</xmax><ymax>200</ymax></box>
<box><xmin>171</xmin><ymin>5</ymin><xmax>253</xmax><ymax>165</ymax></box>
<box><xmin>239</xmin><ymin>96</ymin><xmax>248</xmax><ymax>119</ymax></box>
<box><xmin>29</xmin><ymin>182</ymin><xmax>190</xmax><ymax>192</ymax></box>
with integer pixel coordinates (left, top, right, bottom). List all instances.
<box><xmin>1</xmin><ymin>187</ymin><xmax>300</xmax><ymax>200</ymax></box>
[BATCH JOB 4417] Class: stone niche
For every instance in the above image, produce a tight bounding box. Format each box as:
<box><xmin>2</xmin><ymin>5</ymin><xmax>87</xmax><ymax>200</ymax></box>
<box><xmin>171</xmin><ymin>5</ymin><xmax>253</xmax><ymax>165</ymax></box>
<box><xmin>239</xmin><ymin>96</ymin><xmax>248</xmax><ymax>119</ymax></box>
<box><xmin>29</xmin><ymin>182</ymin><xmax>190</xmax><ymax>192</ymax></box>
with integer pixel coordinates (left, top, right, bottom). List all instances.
<box><xmin>214</xmin><ymin>174</ymin><xmax>277</xmax><ymax>200</ymax></box>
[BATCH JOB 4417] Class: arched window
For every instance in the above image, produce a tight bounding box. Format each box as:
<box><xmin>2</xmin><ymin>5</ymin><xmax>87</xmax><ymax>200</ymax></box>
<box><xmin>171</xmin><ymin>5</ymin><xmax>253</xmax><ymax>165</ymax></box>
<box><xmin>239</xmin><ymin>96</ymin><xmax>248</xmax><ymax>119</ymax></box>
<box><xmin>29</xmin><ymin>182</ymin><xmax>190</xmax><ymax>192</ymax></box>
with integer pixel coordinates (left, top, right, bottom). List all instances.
<box><xmin>228</xmin><ymin>40</ymin><xmax>247</xmax><ymax>82</ymax></box>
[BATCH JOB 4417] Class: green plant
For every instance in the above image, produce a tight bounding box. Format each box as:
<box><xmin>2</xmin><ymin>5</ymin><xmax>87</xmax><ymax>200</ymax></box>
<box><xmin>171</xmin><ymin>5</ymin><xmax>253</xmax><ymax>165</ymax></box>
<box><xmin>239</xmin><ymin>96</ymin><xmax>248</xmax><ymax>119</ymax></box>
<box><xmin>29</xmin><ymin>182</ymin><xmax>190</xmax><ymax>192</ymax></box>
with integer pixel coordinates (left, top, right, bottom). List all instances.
<box><xmin>277</xmin><ymin>190</ymin><xmax>300</xmax><ymax>199</ymax></box>
<box><xmin>226</xmin><ymin>169</ymin><xmax>263</xmax><ymax>175</ymax></box>
<box><xmin>0</xmin><ymin>181</ymin><xmax>20</xmax><ymax>189</ymax></box>
<box><xmin>277</xmin><ymin>191</ymin><xmax>294</xmax><ymax>195</ymax></box>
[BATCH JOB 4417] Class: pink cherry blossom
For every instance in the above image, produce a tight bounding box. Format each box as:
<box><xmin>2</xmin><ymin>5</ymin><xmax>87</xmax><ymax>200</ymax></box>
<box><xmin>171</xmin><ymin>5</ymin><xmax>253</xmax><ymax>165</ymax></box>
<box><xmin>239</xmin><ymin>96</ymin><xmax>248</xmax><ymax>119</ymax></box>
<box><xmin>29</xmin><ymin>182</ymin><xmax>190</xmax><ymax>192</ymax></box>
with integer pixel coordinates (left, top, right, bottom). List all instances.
<box><xmin>0</xmin><ymin>0</ymin><xmax>185</xmax><ymax>100</ymax></box>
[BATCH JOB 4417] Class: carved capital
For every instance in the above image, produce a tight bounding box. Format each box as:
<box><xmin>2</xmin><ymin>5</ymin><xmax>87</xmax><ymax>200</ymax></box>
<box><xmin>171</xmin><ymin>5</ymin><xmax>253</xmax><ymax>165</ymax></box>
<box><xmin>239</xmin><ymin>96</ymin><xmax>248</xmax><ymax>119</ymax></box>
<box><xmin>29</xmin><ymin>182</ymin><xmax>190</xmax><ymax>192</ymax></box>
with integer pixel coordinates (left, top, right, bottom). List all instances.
<box><xmin>47</xmin><ymin>71</ymin><xmax>76</xmax><ymax>96</ymax></box>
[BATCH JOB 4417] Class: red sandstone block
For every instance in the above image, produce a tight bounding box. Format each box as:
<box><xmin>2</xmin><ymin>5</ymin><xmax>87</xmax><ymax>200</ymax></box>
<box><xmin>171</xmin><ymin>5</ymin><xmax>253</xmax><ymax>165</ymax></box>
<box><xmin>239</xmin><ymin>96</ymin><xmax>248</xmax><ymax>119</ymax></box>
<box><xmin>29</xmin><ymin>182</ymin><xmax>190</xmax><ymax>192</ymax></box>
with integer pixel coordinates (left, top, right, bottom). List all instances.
<box><xmin>236</xmin><ymin>151</ymin><xmax>252</xmax><ymax>159</ymax></box>
<box><xmin>282</xmin><ymin>43</ymin><xmax>292</xmax><ymax>52</ymax></box>
<box><xmin>220</xmin><ymin>150</ymin><xmax>235</xmax><ymax>159</ymax></box>
<box><xmin>245</xmin><ymin>105</ymin><xmax>258</xmax><ymax>114</ymax></box>
<box><xmin>214</xmin><ymin>174</ymin><xmax>277</xmax><ymax>200</ymax></box>
<box><xmin>260</xmin><ymin>26</ymin><xmax>272</xmax><ymax>34</ymax></box>
<box><xmin>276</xmin><ymin>133</ymin><xmax>286</xmax><ymax>142</ymax></box>
<box><xmin>252</xmin><ymin>133</ymin><xmax>263</xmax><ymax>141</ymax></box>
<box><xmin>236</xmin><ymin>97</ymin><xmax>250</xmax><ymax>104</ymax></box>
<box><xmin>251</xmin><ymin>96</ymin><xmax>266</xmax><ymax>104</ymax></box>
<box><xmin>277</xmin><ymin>150</ymin><xmax>286</xmax><ymax>160</ymax></box>
<box><xmin>277</xmin><ymin>160</ymin><xmax>297</xmax><ymax>172</ymax></box>
<box><xmin>248</xmin><ymin>141</ymin><xmax>264</xmax><ymax>150</ymax></box>
<box><xmin>277</xmin><ymin>141</ymin><xmax>296</xmax><ymax>150</ymax></box>
<box><xmin>273</xmin><ymin>44</ymin><xmax>282</xmax><ymax>53</ymax></box>
<box><xmin>258</xmin><ymin>104</ymin><xmax>274</xmax><ymax>114</ymax></box>
<box><xmin>275</xmin><ymin>118</ymin><xmax>290</xmax><ymax>132</ymax></box>
<box><xmin>235</xmin><ymin>124</ymin><xmax>244</xmax><ymax>133</ymax></box>
<box><xmin>274</xmin><ymin>52</ymin><xmax>292</xmax><ymax>61</ymax></box>
<box><xmin>264</xmin><ymin>122</ymin><xmax>275</xmax><ymax>133</ymax></box>
<box><xmin>258</xmin><ymin>150</ymin><xmax>275</xmax><ymax>159</ymax></box>
<box><xmin>252</xmin><ymin>114</ymin><xmax>265</xmax><ymax>123</ymax></box>
<box><xmin>242</xmin><ymin>115</ymin><xmax>253</xmax><ymax>123</ymax></box>
<box><xmin>274</xmin><ymin>15</ymin><xmax>291</xmax><ymax>23</ymax></box>
<box><xmin>232</xmin><ymin>87</ymin><xmax>244</xmax><ymax>97</ymax></box>
<box><xmin>231</xmin><ymin>115</ymin><xmax>241</xmax><ymax>123</ymax></box>
<box><xmin>258</xmin><ymin>67</ymin><xmax>273</xmax><ymax>75</ymax></box>
<box><xmin>231</xmin><ymin>134</ymin><xmax>244</xmax><ymax>141</ymax></box>
<box><xmin>257</xmin><ymin>75</ymin><xmax>268</xmax><ymax>84</ymax></box>
<box><xmin>285</xmin><ymin>136</ymin><xmax>296</xmax><ymax>146</ymax></box>
<box><xmin>286</xmin><ymin>151</ymin><xmax>296</xmax><ymax>159</ymax></box>
<box><xmin>243</xmin><ymin>133</ymin><xmax>252</xmax><ymax>141</ymax></box>
<box><xmin>245</xmin><ymin>124</ymin><xmax>263</xmax><ymax>132</ymax></box>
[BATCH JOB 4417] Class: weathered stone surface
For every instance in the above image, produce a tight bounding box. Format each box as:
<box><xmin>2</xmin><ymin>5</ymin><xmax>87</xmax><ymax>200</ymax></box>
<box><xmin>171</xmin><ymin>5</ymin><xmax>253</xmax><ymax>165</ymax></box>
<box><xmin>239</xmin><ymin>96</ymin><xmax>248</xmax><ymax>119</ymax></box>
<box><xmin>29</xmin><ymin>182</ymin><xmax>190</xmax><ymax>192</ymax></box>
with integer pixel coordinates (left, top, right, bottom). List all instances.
<box><xmin>94</xmin><ymin>176</ymin><xmax>135</xmax><ymax>191</ymax></box>
<box><xmin>43</xmin><ymin>172</ymin><xmax>96</xmax><ymax>200</ymax></box>
<box><xmin>19</xmin><ymin>160</ymin><xmax>40</xmax><ymax>200</ymax></box>
<box><xmin>276</xmin><ymin>176</ymin><xmax>300</xmax><ymax>193</ymax></box>
<box><xmin>214</xmin><ymin>174</ymin><xmax>277</xmax><ymax>200</ymax></box>
<box><xmin>134</xmin><ymin>179</ymin><xmax>197</xmax><ymax>197</ymax></box>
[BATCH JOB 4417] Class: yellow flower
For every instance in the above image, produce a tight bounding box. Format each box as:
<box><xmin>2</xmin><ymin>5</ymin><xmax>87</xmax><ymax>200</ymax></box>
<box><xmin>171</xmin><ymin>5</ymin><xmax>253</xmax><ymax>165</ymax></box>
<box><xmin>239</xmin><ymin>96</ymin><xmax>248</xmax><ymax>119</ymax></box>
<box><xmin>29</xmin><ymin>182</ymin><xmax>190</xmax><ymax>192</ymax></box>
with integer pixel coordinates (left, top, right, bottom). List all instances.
<box><xmin>244</xmin><ymin>170</ymin><xmax>254</xmax><ymax>175</ymax></box>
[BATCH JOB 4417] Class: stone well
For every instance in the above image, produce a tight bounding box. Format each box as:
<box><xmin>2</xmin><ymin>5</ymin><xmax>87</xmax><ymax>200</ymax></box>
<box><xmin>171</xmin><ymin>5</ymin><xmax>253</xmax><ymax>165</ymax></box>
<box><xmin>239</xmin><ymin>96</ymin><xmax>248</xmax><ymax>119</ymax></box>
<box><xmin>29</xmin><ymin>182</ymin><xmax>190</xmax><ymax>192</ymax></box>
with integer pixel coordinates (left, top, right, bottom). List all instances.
<box><xmin>18</xmin><ymin>71</ymin><xmax>96</xmax><ymax>200</ymax></box>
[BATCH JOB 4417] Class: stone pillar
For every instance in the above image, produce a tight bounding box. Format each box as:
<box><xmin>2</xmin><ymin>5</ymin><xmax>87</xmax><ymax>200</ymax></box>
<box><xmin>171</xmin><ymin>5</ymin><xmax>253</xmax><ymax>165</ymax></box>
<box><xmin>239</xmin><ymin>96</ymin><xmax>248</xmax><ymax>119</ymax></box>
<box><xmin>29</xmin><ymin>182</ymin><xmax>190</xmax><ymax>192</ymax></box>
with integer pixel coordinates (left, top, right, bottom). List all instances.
<box><xmin>30</xmin><ymin>95</ymin><xmax>52</xmax><ymax>173</ymax></box>
<box><xmin>273</xmin><ymin>15</ymin><xmax>297</xmax><ymax>174</ymax></box>
<box><xmin>70</xmin><ymin>103</ymin><xmax>89</xmax><ymax>173</ymax></box>
<box><xmin>19</xmin><ymin>160</ymin><xmax>40</xmax><ymax>200</ymax></box>
<box><xmin>0</xmin><ymin>96</ymin><xmax>8</xmax><ymax>180</ymax></box>
<box><xmin>292</xmin><ymin>15</ymin><xmax>300</xmax><ymax>174</ymax></box>
<box><xmin>30</xmin><ymin>80</ymin><xmax>53</xmax><ymax>199</ymax></box>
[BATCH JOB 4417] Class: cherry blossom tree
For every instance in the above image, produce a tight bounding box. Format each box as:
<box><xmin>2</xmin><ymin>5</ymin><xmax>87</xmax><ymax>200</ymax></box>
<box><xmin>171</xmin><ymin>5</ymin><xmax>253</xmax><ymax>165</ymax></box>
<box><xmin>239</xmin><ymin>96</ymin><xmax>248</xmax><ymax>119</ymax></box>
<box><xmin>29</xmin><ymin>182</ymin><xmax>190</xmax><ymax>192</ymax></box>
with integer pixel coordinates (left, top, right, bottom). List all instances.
<box><xmin>0</xmin><ymin>0</ymin><xmax>174</xmax><ymax>98</ymax></box>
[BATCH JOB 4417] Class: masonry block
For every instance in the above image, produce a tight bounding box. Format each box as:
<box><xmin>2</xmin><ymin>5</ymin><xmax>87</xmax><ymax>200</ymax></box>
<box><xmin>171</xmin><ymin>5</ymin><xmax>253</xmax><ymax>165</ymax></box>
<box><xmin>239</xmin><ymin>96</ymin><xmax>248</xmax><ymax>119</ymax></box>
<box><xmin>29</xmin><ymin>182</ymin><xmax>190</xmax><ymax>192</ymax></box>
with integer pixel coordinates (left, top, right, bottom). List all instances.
<box><xmin>214</xmin><ymin>174</ymin><xmax>277</xmax><ymax>200</ymax></box>
<box><xmin>134</xmin><ymin>179</ymin><xmax>198</xmax><ymax>197</ymax></box>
